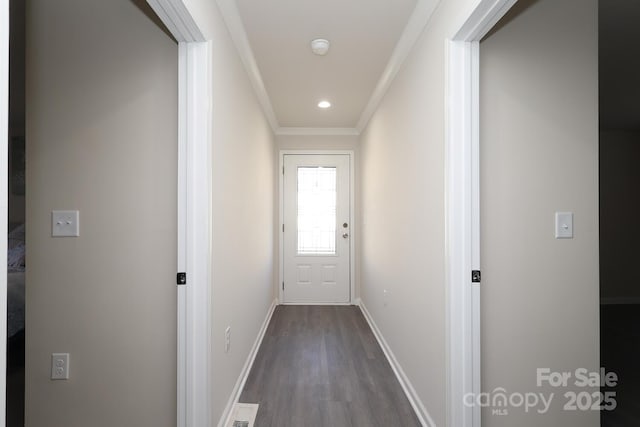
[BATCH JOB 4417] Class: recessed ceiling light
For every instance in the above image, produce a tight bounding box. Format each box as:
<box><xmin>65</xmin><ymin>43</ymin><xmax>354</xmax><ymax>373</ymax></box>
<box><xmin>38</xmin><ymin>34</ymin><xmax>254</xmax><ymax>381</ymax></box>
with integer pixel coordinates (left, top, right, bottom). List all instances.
<box><xmin>318</xmin><ymin>100</ymin><xmax>331</xmax><ymax>109</ymax></box>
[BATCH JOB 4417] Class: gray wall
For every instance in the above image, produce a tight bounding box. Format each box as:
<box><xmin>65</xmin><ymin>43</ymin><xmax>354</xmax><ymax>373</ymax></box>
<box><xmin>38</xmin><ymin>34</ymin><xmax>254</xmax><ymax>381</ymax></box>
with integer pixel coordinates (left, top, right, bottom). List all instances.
<box><xmin>209</xmin><ymin>2</ymin><xmax>277</xmax><ymax>421</ymax></box>
<box><xmin>600</xmin><ymin>130</ymin><xmax>640</xmax><ymax>303</ymax></box>
<box><xmin>26</xmin><ymin>0</ymin><xmax>178</xmax><ymax>425</ymax></box>
<box><xmin>358</xmin><ymin>0</ymin><xmax>477</xmax><ymax>423</ymax></box>
<box><xmin>480</xmin><ymin>0</ymin><xmax>599</xmax><ymax>425</ymax></box>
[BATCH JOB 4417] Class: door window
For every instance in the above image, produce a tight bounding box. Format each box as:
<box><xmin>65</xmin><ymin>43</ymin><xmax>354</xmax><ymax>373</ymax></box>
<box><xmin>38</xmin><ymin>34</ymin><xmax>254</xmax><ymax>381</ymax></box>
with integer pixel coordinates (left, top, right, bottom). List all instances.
<box><xmin>297</xmin><ymin>166</ymin><xmax>336</xmax><ymax>255</ymax></box>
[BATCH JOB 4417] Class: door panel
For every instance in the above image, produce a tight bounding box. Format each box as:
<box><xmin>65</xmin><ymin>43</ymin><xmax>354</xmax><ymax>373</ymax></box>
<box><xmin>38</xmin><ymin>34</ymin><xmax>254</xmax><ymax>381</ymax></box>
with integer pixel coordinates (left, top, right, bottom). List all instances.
<box><xmin>283</xmin><ymin>154</ymin><xmax>350</xmax><ymax>303</ymax></box>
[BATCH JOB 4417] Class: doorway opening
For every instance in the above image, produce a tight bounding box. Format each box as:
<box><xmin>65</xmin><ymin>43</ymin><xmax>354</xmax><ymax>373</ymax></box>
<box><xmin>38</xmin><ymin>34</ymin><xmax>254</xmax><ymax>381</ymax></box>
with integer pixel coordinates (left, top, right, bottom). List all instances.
<box><xmin>599</xmin><ymin>1</ymin><xmax>640</xmax><ymax>425</ymax></box>
<box><xmin>7</xmin><ymin>0</ymin><xmax>25</xmax><ymax>425</ymax></box>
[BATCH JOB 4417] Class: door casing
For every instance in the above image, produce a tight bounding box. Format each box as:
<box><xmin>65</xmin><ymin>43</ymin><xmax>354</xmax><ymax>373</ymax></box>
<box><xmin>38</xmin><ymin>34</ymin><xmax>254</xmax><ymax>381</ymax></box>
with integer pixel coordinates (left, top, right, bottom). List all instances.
<box><xmin>279</xmin><ymin>150</ymin><xmax>355</xmax><ymax>305</ymax></box>
<box><xmin>445</xmin><ymin>1</ymin><xmax>519</xmax><ymax>426</ymax></box>
<box><xmin>144</xmin><ymin>2</ymin><xmax>211</xmax><ymax>427</ymax></box>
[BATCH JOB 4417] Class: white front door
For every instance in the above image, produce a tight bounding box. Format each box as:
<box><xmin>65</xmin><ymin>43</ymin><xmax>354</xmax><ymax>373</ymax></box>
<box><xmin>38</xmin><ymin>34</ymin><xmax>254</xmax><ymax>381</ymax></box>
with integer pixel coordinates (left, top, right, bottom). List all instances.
<box><xmin>283</xmin><ymin>154</ymin><xmax>351</xmax><ymax>303</ymax></box>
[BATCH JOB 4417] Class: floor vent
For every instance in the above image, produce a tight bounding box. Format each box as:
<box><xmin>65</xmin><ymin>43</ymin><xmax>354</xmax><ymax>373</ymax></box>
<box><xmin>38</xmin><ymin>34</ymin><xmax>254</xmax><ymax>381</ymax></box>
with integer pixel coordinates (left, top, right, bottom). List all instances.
<box><xmin>227</xmin><ymin>403</ymin><xmax>258</xmax><ymax>427</ymax></box>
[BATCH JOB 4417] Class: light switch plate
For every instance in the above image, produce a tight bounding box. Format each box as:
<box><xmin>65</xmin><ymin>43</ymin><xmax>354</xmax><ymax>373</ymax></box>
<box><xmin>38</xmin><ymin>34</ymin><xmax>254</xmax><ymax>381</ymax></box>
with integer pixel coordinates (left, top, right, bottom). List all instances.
<box><xmin>555</xmin><ymin>212</ymin><xmax>573</xmax><ymax>239</ymax></box>
<box><xmin>52</xmin><ymin>210</ymin><xmax>80</xmax><ymax>237</ymax></box>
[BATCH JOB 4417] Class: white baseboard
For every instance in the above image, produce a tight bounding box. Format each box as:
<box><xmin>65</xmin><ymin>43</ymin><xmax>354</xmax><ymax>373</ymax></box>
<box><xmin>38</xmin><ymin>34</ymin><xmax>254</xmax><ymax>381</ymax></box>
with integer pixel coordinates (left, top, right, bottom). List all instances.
<box><xmin>280</xmin><ymin>302</ymin><xmax>352</xmax><ymax>306</ymax></box>
<box><xmin>358</xmin><ymin>301</ymin><xmax>435</xmax><ymax>427</ymax></box>
<box><xmin>217</xmin><ymin>298</ymin><xmax>278</xmax><ymax>427</ymax></box>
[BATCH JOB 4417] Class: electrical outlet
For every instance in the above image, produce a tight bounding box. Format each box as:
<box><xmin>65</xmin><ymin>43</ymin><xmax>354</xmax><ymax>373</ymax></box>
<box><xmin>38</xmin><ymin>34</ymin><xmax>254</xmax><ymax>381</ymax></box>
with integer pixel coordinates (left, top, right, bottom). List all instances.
<box><xmin>52</xmin><ymin>210</ymin><xmax>80</xmax><ymax>237</ymax></box>
<box><xmin>51</xmin><ymin>353</ymin><xmax>70</xmax><ymax>380</ymax></box>
<box><xmin>225</xmin><ymin>327</ymin><xmax>231</xmax><ymax>353</ymax></box>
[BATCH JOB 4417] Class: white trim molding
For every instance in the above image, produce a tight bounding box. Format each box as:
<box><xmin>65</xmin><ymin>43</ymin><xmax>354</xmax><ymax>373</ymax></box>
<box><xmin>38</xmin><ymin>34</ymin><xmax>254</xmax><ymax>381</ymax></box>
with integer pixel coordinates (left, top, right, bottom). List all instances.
<box><xmin>177</xmin><ymin>40</ymin><xmax>213</xmax><ymax>427</ymax></box>
<box><xmin>359</xmin><ymin>302</ymin><xmax>435</xmax><ymax>427</ymax></box>
<box><xmin>278</xmin><ymin>150</ymin><xmax>356</xmax><ymax>305</ymax></box>
<box><xmin>445</xmin><ymin>1</ymin><xmax>518</xmax><ymax>427</ymax></box>
<box><xmin>218</xmin><ymin>299</ymin><xmax>278</xmax><ymax>427</ymax></box>
<box><xmin>0</xmin><ymin>0</ymin><xmax>9</xmax><ymax>424</ymax></box>
<box><xmin>146</xmin><ymin>2</ymin><xmax>211</xmax><ymax>427</ymax></box>
<box><xmin>356</xmin><ymin>0</ymin><xmax>440</xmax><ymax>133</ymax></box>
<box><xmin>146</xmin><ymin>0</ymin><xmax>205</xmax><ymax>42</ymax></box>
<box><xmin>214</xmin><ymin>0</ymin><xmax>279</xmax><ymax>131</ymax></box>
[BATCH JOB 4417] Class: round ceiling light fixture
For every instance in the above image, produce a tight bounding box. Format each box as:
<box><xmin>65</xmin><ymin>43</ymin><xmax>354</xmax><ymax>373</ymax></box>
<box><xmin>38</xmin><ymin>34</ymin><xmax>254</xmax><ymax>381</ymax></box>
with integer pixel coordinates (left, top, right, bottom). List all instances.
<box><xmin>318</xmin><ymin>100</ymin><xmax>331</xmax><ymax>109</ymax></box>
<box><xmin>310</xmin><ymin>38</ymin><xmax>330</xmax><ymax>56</ymax></box>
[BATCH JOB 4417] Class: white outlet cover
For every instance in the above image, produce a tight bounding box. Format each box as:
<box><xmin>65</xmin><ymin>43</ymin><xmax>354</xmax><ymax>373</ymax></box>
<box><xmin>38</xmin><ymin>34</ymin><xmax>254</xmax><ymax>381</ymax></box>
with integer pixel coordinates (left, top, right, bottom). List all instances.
<box><xmin>52</xmin><ymin>210</ymin><xmax>80</xmax><ymax>237</ymax></box>
<box><xmin>51</xmin><ymin>353</ymin><xmax>70</xmax><ymax>380</ymax></box>
<box><xmin>227</xmin><ymin>403</ymin><xmax>259</xmax><ymax>427</ymax></box>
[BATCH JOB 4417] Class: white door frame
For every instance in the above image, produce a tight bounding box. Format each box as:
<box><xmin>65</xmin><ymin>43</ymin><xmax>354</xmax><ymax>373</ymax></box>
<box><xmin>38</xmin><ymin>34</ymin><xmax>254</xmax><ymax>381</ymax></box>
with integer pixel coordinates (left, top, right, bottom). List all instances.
<box><xmin>0</xmin><ymin>0</ymin><xmax>9</xmax><ymax>425</ymax></box>
<box><xmin>279</xmin><ymin>150</ymin><xmax>356</xmax><ymax>305</ymax></box>
<box><xmin>445</xmin><ymin>1</ymin><xmax>518</xmax><ymax>426</ymax></box>
<box><xmin>145</xmin><ymin>2</ymin><xmax>211</xmax><ymax>427</ymax></box>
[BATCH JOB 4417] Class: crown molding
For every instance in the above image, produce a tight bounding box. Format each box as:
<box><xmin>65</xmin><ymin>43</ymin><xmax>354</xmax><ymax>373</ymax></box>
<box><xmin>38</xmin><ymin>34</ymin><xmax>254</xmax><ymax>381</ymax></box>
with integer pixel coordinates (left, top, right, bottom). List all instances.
<box><xmin>275</xmin><ymin>127</ymin><xmax>360</xmax><ymax>136</ymax></box>
<box><xmin>215</xmin><ymin>0</ymin><xmax>279</xmax><ymax>131</ymax></box>
<box><xmin>356</xmin><ymin>0</ymin><xmax>440</xmax><ymax>133</ymax></box>
<box><xmin>147</xmin><ymin>0</ymin><xmax>206</xmax><ymax>42</ymax></box>
<box><xmin>215</xmin><ymin>0</ymin><xmax>440</xmax><ymax>135</ymax></box>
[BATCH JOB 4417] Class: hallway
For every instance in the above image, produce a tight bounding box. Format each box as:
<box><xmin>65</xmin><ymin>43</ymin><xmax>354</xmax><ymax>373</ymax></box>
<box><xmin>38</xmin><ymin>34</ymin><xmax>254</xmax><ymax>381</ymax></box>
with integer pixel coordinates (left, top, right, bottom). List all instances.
<box><xmin>0</xmin><ymin>0</ymin><xmax>603</xmax><ymax>426</ymax></box>
<box><xmin>239</xmin><ymin>305</ymin><xmax>421</xmax><ymax>427</ymax></box>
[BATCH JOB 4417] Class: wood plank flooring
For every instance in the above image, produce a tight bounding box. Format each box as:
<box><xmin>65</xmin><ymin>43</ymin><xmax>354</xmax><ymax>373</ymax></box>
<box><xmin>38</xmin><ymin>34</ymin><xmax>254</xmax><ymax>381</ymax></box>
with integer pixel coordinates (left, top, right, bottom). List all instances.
<box><xmin>239</xmin><ymin>305</ymin><xmax>422</xmax><ymax>427</ymax></box>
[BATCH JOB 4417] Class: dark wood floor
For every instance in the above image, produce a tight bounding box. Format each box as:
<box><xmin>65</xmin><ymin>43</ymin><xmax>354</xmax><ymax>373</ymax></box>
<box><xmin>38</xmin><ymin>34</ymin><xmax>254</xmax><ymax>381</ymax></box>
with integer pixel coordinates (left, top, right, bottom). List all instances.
<box><xmin>239</xmin><ymin>305</ymin><xmax>422</xmax><ymax>427</ymax></box>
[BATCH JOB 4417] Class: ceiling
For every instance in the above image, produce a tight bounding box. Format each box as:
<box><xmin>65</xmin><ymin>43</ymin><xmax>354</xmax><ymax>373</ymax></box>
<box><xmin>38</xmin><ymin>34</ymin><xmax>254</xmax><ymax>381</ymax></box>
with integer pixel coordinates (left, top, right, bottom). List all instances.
<box><xmin>221</xmin><ymin>0</ymin><xmax>433</xmax><ymax>133</ymax></box>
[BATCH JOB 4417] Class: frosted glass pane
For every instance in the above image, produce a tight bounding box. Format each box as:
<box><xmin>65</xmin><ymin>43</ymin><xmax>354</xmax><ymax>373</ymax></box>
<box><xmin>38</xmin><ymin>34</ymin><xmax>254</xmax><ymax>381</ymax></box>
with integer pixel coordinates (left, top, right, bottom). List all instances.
<box><xmin>297</xmin><ymin>167</ymin><xmax>336</xmax><ymax>255</ymax></box>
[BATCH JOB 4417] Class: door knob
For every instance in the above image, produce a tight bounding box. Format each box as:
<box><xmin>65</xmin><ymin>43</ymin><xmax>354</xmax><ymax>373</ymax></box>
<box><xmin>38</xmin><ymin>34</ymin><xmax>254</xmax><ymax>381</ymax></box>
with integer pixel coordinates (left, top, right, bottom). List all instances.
<box><xmin>342</xmin><ymin>232</ymin><xmax>349</xmax><ymax>239</ymax></box>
